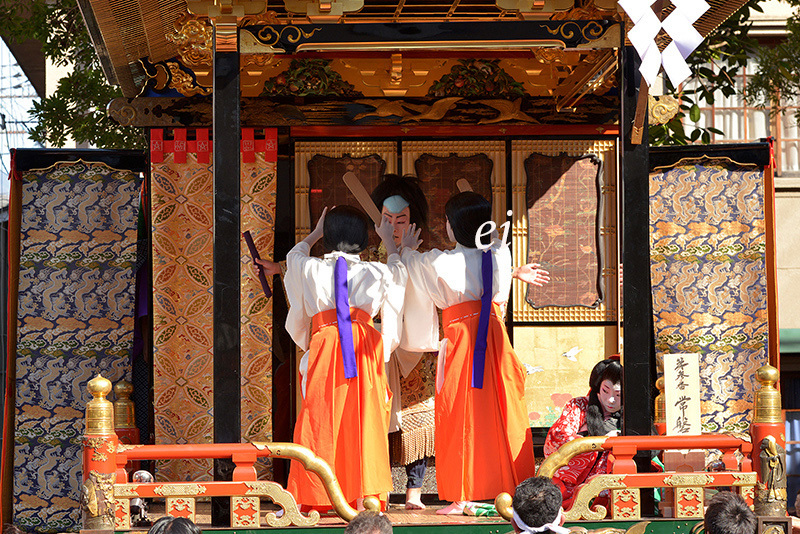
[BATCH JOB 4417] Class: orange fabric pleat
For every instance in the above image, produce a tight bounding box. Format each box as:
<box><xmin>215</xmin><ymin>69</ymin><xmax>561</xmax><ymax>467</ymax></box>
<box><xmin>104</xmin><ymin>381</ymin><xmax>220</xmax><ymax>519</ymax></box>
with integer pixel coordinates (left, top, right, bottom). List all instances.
<box><xmin>287</xmin><ymin>308</ymin><xmax>393</xmax><ymax>507</ymax></box>
<box><xmin>436</xmin><ymin>300</ymin><xmax>536</xmax><ymax>501</ymax></box>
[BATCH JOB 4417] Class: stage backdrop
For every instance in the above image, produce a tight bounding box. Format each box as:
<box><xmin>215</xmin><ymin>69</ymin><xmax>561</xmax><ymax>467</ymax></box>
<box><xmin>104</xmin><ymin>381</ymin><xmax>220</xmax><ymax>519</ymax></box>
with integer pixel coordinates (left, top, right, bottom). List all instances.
<box><xmin>150</xmin><ymin>128</ymin><xmax>276</xmax><ymax>481</ymax></box>
<box><xmin>10</xmin><ymin>151</ymin><xmax>145</xmax><ymax>533</ymax></box>
<box><xmin>649</xmin><ymin>150</ymin><xmax>772</xmax><ymax>434</ymax></box>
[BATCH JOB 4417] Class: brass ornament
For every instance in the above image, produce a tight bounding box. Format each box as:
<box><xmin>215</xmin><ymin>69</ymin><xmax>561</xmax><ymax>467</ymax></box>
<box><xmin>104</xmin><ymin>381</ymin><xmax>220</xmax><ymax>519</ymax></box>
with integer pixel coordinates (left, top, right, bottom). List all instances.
<box><xmin>106</xmin><ymin>100</ymin><xmax>137</xmax><ymax>127</ymax></box>
<box><xmin>86</xmin><ymin>375</ymin><xmax>115</xmax><ymax>435</ymax></box>
<box><xmin>117</xmin><ymin>443</ymin><xmax>145</xmax><ymax>453</ymax></box>
<box><xmin>544</xmin><ymin>21</ymin><xmax>606</xmax><ymax>43</ymax></box>
<box><xmin>168</xmin><ymin>62</ymin><xmax>212</xmax><ymax>96</ymax></box>
<box><xmin>648</xmin><ymin>95</ymin><xmax>680</xmax><ymax>126</ymax></box>
<box><xmin>232</xmin><ymin>496</ymin><xmax>260</xmax><ymax>528</ymax></box>
<box><xmin>113</xmin><ymin>380</ymin><xmax>135</xmax><ymax>429</ymax></box>
<box><xmin>654</xmin><ymin>376</ymin><xmax>666</xmax><ymax>424</ymax></box>
<box><xmin>564</xmin><ymin>474</ymin><xmax>627</xmax><ymax>521</ymax></box>
<box><xmin>676</xmin><ymin>487</ymin><xmax>703</xmax><ymax>518</ymax></box>
<box><xmin>754</xmin><ymin>365</ymin><xmax>782</xmax><ymax>424</ymax></box>
<box><xmin>537</xmin><ymin>436</ymin><xmax>608</xmax><ymax>478</ymax></box>
<box><xmin>612</xmin><ymin>488</ymin><xmax>640</xmax><ymax>520</ymax></box>
<box><xmin>115</xmin><ymin>484</ymin><xmax>141</xmax><ymax>498</ymax></box>
<box><xmin>732</xmin><ymin>472</ymin><xmax>758</xmax><ymax>485</ymax></box>
<box><xmin>81</xmin><ymin>470</ymin><xmax>117</xmax><ymax>529</ymax></box>
<box><xmin>494</xmin><ymin>491</ymin><xmax>513</xmax><ymax>521</ymax></box>
<box><xmin>243</xmin><ymin>481</ymin><xmax>319</xmax><ymax>527</ymax></box>
<box><xmin>167</xmin><ymin>14</ymin><xmax>212</xmax><ymax>68</ymax></box>
<box><xmin>252</xmin><ymin>441</ymin><xmax>373</xmax><ymax>521</ymax></box>
<box><xmin>252</xmin><ymin>25</ymin><xmax>321</xmax><ymax>49</ymax></box>
<box><xmin>755</xmin><ymin>435</ymin><xmax>787</xmax><ymax>517</ymax></box>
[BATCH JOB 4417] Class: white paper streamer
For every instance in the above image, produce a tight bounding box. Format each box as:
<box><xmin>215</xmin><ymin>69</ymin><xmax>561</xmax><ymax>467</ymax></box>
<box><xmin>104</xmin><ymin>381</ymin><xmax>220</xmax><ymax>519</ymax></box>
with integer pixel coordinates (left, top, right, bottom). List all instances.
<box><xmin>619</xmin><ymin>0</ymin><xmax>710</xmax><ymax>87</ymax></box>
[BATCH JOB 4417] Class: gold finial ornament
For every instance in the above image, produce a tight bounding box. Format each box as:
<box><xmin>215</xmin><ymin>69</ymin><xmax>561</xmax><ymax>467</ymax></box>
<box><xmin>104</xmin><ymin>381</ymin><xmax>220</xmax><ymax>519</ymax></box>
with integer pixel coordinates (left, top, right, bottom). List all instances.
<box><xmin>754</xmin><ymin>365</ymin><xmax>782</xmax><ymax>424</ymax></box>
<box><xmin>87</xmin><ymin>374</ymin><xmax>115</xmax><ymax>435</ymax></box>
<box><xmin>654</xmin><ymin>376</ymin><xmax>665</xmax><ymax>424</ymax></box>
<box><xmin>114</xmin><ymin>380</ymin><xmax>136</xmax><ymax>429</ymax></box>
<box><xmin>494</xmin><ymin>491</ymin><xmax>513</xmax><ymax>521</ymax></box>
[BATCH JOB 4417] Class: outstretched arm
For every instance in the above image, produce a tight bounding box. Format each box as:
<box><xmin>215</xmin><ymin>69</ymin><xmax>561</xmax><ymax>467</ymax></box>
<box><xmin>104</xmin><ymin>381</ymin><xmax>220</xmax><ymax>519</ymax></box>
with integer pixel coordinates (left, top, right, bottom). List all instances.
<box><xmin>512</xmin><ymin>263</ymin><xmax>550</xmax><ymax>287</ymax></box>
<box><xmin>302</xmin><ymin>206</ymin><xmax>328</xmax><ymax>247</ymax></box>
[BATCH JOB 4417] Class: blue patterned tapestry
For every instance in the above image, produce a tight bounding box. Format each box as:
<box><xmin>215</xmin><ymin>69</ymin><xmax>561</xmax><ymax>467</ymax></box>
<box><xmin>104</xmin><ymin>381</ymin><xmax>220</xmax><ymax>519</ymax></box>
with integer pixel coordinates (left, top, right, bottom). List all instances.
<box><xmin>650</xmin><ymin>158</ymin><xmax>768</xmax><ymax>434</ymax></box>
<box><xmin>13</xmin><ymin>161</ymin><xmax>141</xmax><ymax>532</ymax></box>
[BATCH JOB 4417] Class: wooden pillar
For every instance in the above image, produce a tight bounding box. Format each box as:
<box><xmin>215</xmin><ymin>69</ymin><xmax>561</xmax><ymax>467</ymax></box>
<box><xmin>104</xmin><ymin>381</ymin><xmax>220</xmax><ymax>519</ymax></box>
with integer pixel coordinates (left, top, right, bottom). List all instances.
<box><xmin>621</xmin><ymin>44</ymin><xmax>655</xmax><ymax>514</ymax></box>
<box><xmin>212</xmin><ymin>13</ymin><xmax>241</xmax><ymax>526</ymax></box>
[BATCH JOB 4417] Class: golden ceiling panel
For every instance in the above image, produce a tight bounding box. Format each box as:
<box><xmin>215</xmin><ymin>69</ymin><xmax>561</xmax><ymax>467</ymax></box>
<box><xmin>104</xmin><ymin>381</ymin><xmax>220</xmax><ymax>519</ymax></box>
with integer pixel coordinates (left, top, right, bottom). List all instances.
<box><xmin>333</xmin><ymin>56</ymin><xmax>451</xmax><ymax>97</ymax></box>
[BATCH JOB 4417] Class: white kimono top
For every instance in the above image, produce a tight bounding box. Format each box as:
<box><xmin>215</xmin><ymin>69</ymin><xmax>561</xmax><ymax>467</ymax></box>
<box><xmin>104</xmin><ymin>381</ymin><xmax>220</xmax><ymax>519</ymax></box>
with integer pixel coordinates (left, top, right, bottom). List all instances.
<box><xmin>399</xmin><ymin>238</ymin><xmax>512</xmax><ymax>352</ymax></box>
<box><xmin>284</xmin><ymin>241</ymin><xmax>408</xmax><ymax>366</ymax></box>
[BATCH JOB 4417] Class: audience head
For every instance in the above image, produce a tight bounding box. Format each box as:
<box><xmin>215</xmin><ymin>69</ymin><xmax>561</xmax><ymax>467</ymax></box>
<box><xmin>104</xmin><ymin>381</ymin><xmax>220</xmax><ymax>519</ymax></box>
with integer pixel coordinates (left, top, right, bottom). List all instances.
<box><xmin>343</xmin><ymin>511</ymin><xmax>393</xmax><ymax>534</ymax></box>
<box><xmin>147</xmin><ymin>516</ymin><xmax>201</xmax><ymax>534</ymax></box>
<box><xmin>444</xmin><ymin>191</ymin><xmax>492</xmax><ymax>248</ymax></box>
<box><xmin>704</xmin><ymin>491</ymin><xmax>756</xmax><ymax>534</ymax></box>
<box><xmin>512</xmin><ymin>476</ymin><xmax>563</xmax><ymax>533</ymax></box>
<box><xmin>323</xmin><ymin>205</ymin><xmax>370</xmax><ymax>253</ymax></box>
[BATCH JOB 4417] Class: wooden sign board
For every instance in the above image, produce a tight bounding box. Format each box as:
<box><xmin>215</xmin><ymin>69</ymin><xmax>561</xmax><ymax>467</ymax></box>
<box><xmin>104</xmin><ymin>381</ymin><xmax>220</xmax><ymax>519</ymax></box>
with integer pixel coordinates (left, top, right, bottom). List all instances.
<box><xmin>664</xmin><ymin>353</ymin><xmax>702</xmax><ymax>435</ymax></box>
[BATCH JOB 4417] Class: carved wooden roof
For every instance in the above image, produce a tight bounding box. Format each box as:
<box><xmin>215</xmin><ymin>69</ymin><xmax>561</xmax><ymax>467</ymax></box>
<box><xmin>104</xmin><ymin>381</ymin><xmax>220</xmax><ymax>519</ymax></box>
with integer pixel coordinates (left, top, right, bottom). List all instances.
<box><xmin>77</xmin><ymin>0</ymin><xmax>750</xmax><ymax>98</ymax></box>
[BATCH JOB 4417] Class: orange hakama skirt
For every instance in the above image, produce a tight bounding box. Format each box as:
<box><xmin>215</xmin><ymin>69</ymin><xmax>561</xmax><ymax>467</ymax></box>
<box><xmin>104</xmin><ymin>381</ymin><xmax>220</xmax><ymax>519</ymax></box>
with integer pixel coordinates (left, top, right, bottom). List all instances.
<box><xmin>436</xmin><ymin>300</ymin><xmax>536</xmax><ymax>501</ymax></box>
<box><xmin>287</xmin><ymin>307</ymin><xmax>393</xmax><ymax>508</ymax></box>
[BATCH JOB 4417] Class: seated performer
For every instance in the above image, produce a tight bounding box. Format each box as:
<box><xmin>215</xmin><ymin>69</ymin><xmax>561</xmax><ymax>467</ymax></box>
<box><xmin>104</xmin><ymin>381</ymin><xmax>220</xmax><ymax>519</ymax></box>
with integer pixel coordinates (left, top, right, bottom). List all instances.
<box><xmin>399</xmin><ymin>191</ymin><xmax>539</xmax><ymax>513</ymax></box>
<box><xmin>284</xmin><ymin>206</ymin><xmax>407</xmax><ymax>509</ymax></box>
<box><xmin>543</xmin><ymin>358</ymin><xmax>622</xmax><ymax>508</ymax></box>
<box><xmin>704</xmin><ymin>491</ymin><xmax>756</xmax><ymax>534</ymax></box>
<box><xmin>512</xmin><ymin>477</ymin><xmax>570</xmax><ymax>534</ymax></box>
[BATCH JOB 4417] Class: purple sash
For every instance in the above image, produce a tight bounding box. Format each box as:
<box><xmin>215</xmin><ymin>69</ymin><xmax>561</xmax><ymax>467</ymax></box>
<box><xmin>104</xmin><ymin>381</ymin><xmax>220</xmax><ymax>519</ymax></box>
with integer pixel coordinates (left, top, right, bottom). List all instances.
<box><xmin>472</xmin><ymin>250</ymin><xmax>492</xmax><ymax>388</ymax></box>
<box><xmin>334</xmin><ymin>256</ymin><xmax>358</xmax><ymax>379</ymax></box>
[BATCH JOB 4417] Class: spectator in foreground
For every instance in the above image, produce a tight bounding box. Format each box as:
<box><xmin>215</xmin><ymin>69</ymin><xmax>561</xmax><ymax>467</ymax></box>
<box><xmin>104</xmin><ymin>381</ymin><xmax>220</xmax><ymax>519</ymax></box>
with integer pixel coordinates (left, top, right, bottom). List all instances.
<box><xmin>704</xmin><ymin>491</ymin><xmax>756</xmax><ymax>534</ymax></box>
<box><xmin>512</xmin><ymin>476</ymin><xmax>570</xmax><ymax>534</ymax></box>
<box><xmin>146</xmin><ymin>516</ymin><xmax>201</xmax><ymax>534</ymax></box>
<box><xmin>344</xmin><ymin>511</ymin><xmax>393</xmax><ymax>534</ymax></box>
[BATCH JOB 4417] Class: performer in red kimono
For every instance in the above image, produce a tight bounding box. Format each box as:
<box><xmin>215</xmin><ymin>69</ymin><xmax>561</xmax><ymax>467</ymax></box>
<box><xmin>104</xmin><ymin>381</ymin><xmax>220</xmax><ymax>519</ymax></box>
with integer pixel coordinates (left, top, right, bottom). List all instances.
<box><xmin>543</xmin><ymin>358</ymin><xmax>622</xmax><ymax>508</ymax></box>
<box><xmin>399</xmin><ymin>191</ymin><xmax>545</xmax><ymax>512</ymax></box>
<box><xmin>284</xmin><ymin>206</ymin><xmax>407</xmax><ymax>509</ymax></box>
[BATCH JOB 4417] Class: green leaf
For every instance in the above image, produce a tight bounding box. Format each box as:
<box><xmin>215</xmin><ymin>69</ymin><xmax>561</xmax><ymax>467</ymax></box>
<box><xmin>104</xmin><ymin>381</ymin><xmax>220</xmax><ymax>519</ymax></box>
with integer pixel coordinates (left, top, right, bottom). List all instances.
<box><xmin>689</xmin><ymin>104</ymin><xmax>701</xmax><ymax>122</ymax></box>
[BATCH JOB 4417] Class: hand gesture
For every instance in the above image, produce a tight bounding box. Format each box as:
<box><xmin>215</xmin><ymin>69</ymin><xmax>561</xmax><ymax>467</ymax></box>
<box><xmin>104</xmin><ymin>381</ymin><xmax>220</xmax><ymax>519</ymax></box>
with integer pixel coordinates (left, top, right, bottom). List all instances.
<box><xmin>306</xmin><ymin>206</ymin><xmax>328</xmax><ymax>245</ymax></box>
<box><xmin>400</xmin><ymin>224</ymin><xmax>422</xmax><ymax>251</ymax></box>
<box><xmin>255</xmin><ymin>258</ymin><xmax>281</xmax><ymax>277</ymax></box>
<box><xmin>512</xmin><ymin>263</ymin><xmax>550</xmax><ymax>287</ymax></box>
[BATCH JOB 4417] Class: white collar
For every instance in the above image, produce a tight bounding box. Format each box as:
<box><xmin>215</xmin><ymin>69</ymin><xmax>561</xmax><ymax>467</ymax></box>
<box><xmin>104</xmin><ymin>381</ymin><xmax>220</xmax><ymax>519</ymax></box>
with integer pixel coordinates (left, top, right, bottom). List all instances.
<box><xmin>512</xmin><ymin>509</ymin><xmax>570</xmax><ymax>534</ymax></box>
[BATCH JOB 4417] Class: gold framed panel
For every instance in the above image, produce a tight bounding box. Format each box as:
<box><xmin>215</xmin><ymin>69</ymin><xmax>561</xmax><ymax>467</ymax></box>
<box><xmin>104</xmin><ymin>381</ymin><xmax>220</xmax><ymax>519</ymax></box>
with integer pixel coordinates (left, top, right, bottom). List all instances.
<box><xmin>401</xmin><ymin>140</ymin><xmax>507</xmax><ymax>222</ymax></box>
<box><xmin>510</xmin><ymin>139</ymin><xmax>618</xmax><ymax>323</ymax></box>
<box><xmin>293</xmin><ymin>141</ymin><xmax>398</xmax><ymax>242</ymax></box>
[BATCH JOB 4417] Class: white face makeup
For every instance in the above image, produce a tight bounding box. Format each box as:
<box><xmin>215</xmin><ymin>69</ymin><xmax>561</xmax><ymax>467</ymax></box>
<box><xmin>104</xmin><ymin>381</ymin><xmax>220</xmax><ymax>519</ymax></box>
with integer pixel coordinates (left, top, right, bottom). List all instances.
<box><xmin>598</xmin><ymin>379</ymin><xmax>621</xmax><ymax>416</ymax></box>
<box><xmin>381</xmin><ymin>205</ymin><xmax>411</xmax><ymax>245</ymax></box>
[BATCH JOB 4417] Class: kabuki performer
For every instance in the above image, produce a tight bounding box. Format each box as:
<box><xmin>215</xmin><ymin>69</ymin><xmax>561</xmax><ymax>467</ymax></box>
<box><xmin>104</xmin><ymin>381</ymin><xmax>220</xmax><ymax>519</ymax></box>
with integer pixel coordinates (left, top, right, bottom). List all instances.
<box><xmin>543</xmin><ymin>358</ymin><xmax>622</xmax><ymax>508</ymax></box>
<box><xmin>398</xmin><ymin>191</ymin><xmax>543</xmax><ymax>513</ymax></box>
<box><xmin>283</xmin><ymin>206</ymin><xmax>407</xmax><ymax>509</ymax></box>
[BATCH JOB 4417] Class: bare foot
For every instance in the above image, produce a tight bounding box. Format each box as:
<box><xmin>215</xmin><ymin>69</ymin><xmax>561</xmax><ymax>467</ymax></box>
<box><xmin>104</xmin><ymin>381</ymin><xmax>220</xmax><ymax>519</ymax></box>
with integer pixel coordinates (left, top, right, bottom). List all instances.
<box><xmin>405</xmin><ymin>487</ymin><xmax>426</xmax><ymax>510</ymax></box>
<box><xmin>436</xmin><ymin>501</ymin><xmax>465</xmax><ymax>515</ymax></box>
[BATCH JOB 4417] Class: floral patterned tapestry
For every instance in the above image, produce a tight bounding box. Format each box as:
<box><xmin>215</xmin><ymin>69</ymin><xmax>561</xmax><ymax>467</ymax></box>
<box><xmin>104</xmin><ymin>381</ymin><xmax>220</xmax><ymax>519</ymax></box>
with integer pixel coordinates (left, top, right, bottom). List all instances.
<box><xmin>525</xmin><ymin>153</ymin><xmax>602</xmax><ymax>308</ymax></box>
<box><xmin>240</xmin><ymin>151</ymin><xmax>276</xmax><ymax>478</ymax></box>
<box><xmin>151</xmin><ymin>151</ymin><xmax>215</xmax><ymax>481</ymax></box>
<box><xmin>650</xmin><ymin>158</ymin><xmax>768</xmax><ymax>433</ymax></box>
<box><xmin>13</xmin><ymin>161</ymin><xmax>141</xmax><ymax>532</ymax></box>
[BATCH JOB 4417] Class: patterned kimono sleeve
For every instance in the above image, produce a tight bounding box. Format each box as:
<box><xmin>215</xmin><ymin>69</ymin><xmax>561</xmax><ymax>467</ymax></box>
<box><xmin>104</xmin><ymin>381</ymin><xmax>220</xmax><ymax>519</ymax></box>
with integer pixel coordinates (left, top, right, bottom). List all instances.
<box><xmin>544</xmin><ymin>396</ymin><xmax>598</xmax><ymax>491</ymax></box>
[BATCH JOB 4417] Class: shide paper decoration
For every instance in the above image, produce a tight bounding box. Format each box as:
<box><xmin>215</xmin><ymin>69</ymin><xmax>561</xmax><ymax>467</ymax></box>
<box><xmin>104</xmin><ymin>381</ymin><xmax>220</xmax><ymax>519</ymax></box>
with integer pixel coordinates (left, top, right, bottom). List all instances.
<box><xmin>619</xmin><ymin>0</ymin><xmax>709</xmax><ymax>87</ymax></box>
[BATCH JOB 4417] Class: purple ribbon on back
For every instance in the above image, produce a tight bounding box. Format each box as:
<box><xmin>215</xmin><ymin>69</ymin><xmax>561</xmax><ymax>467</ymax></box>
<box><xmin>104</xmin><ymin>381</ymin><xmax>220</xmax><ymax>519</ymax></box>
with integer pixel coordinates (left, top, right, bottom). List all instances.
<box><xmin>472</xmin><ymin>250</ymin><xmax>492</xmax><ymax>389</ymax></box>
<box><xmin>334</xmin><ymin>256</ymin><xmax>358</xmax><ymax>379</ymax></box>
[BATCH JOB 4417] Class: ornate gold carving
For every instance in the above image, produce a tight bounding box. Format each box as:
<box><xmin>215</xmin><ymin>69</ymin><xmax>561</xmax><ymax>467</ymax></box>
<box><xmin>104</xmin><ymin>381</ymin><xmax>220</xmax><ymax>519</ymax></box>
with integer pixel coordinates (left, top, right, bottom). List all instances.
<box><xmin>167</xmin><ymin>14</ymin><xmax>212</xmax><ymax>68</ymax></box>
<box><xmin>564</xmin><ymin>474</ymin><xmax>627</xmax><ymax>521</ymax></box>
<box><xmin>153</xmin><ymin>483</ymin><xmax>207</xmax><ymax>496</ymax></box>
<box><xmin>232</xmin><ymin>496</ymin><xmax>260</xmax><ymax>528</ymax></box>
<box><xmin>253</xmin><ymin>25</ymin><xmax>321</xmax><ymax>49</ymax></box>
<box><xmin>648</xmin><ymin>95</ymin><xmax>680</xmax><ymax>126</ymax></box>
<box><xmin>612</xmin><ymin>489</ymin><xmax>640</xmax><ymax>520</ymax></box>
<box><xmin>84</xmin><ymin>437</ymin><xmax>105</xmax><ymax>450</ymax></box>
<box><xmin>81</xmin><ymin>470</ymin><xmax>116</xmax><ymax>529</ymax></box>
<box><xmin>476</xmin><ymin>99</ymin><xmax>539</xmax><ymax>124</ymax></box>
<box><xmin>166</xmin><ymin>497</ymin><xmax>196</xmax><ymax>521</ymax></box>
<box><xmin>114</xmin><ymin>484</ymin><xmax>141</xmax><ymax>498</ymax></box>
<box><xmin>544</xmin><ymin>21</ymin><xmax>606</xmax><ymax>42</ymax></box>
<box><xmin>114</xmin><ymin>496</ymin><xmax>130</xmax><ymax>530</ymax></box>
<box><xmin>664</xmin><ymin>474</ymin><xmax>715</xmax><ymax>486</ymax></box>
<box><xmin>676</xmin><ymin>487</ymin><xmax>704</xmax><ymax>518</ymax></box>
<box><xmin>117</xmin><ymin>443</ymin><xmax>145</xmax><ymax>453</ymax></box>
<box><xmin>538</xmin><ymin>436</ymin><xmax>608</xmax><ymax>479</ymax></box>
<box><xmin>252</xmin><ymin>441</ymin><xmax>369</xmax><ymax>521</ymax></box>
<box><xmin>754</xmin><ymin>366</ymin><xmax>782</xmax><ymax>424</ymax></box>
<box><xmin>168</xmin><ymin>62</ymin><xmax>212</xmax><ymax>96</ymax></box>
<box><xmin>242</xmin><ymin>481</ymin><xmax>319</xmax><ymax>527</ymax></box>
<box><xmin>86</xmin><ymin>375</ymin><xmax>115</xmax><ymax>435</ymax></box>
<box><xmin>732</xmin><ymin>473</ymin><xmax>758</xmax><ymax>485</ymax></box>
<box><xmin>335</xmin><ymin>57</ymin><xmax>450</xmax><ymax>97</ymax></box>
<box><xmin>654</xmin><ymin>376</ymin><xmax>666</xmax><ymax>424</ymax></box>
<box><xmin>240</xmin><ymin>10</ymin><xmax>281</xmax><ymax>25</ymax></box>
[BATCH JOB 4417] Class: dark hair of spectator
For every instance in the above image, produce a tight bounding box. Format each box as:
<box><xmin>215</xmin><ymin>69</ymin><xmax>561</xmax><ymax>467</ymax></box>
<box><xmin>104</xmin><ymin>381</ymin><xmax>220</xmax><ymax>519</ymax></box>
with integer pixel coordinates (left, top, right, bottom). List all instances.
<box><xmin>323</xmin><ymin>205</ymin><xmax>370</xmax><ymax>253</ymax></box>
<box><xmin>704</xmin><ymin>491</ymin><xmax>757</xmax><ymax>534</ymax></box>
<box><xmin>147</xmin><ymin>517</ymin><xmax>201</xmax><ymax>534</ymax></box>
<box><xmin>445</xmin><ymin>191</ymin><xmax>492</xmax><ymax>249</ymax></box>
<box><xmin>343</xmin><ymin>511</ymin><xmax>393</xmax><ymax>534</ymax></box>
<box><xmin>371</xmin><ymin>173</ymin><xmax>429</xmax><ymax>232</ymax></box>
<box><xmin>586</xmin><ymin>358</ymin><xmax>623</xmax><ymax>436</ymax></box>
<box><xmin>513</xmin><ymin>476</ymin><xmax>562</xmax><ymax>531</ymax></box>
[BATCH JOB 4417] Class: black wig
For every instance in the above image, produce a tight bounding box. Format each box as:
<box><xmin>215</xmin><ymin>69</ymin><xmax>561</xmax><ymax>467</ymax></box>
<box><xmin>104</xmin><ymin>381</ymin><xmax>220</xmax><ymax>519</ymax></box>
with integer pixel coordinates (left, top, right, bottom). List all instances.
<box><xmin>370</xmin><ymin>173</ymin><xmax>429</xmax><ymax>231</ymax></box>
<box><xmin>323</xmin><ymin>205</ymin><xmax>370</xmax><ymax>253</ymax></box>
<box><xmin>586</xmin><ymin>358</ymin><xmax>623</xmax><ymax>436</ymax></box>
<box><xmin>444</xmin><ymin>191</ymin><xmax>492</xmax><ymax>249</ymax></box>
